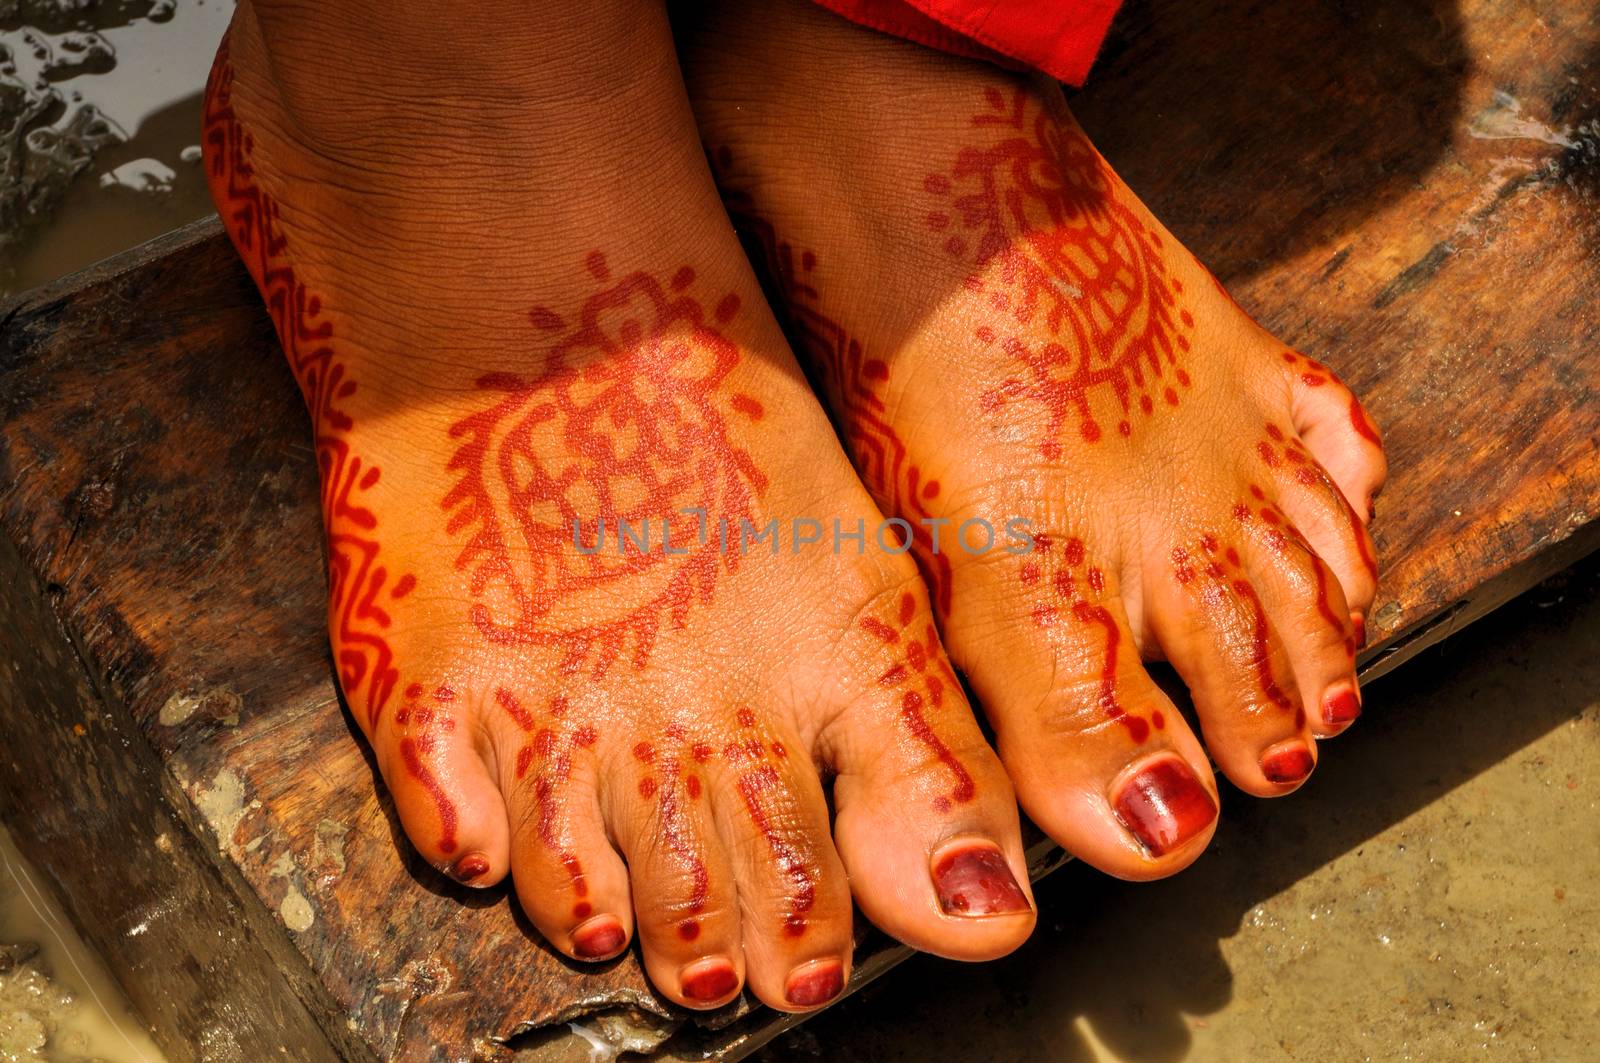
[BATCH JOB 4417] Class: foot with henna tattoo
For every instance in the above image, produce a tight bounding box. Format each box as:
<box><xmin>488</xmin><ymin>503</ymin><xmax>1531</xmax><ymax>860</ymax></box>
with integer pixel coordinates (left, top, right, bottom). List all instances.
<box><xmin>680</xmin><ymin>0</ymin><xmax>1388</xmax><ymax>879</ymax></box>
<box><xmin>205</xmin><ymin>0</ymin><xmax>1036</xmax><ymax>1011</ymax></box>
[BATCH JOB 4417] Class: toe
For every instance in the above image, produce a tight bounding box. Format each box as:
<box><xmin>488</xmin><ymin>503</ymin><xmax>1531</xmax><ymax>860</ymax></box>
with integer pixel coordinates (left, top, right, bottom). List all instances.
<box><xmin>1151</xmin><ymin>530</ymin><xmax>1317</xmax><ymax>797</ymax></box>
<box><xmin>375</xmin><ymin>681</ymin><xmax>511</xmax><ymax>886</ymax></box>
<box><xmin>1251</xmin><ymin>422</ymin><xmax>1380</xmax><ymax>620</ymax></box>
<box><xmin>1281</xmin><ymin>350</ymin><xmax>1389</xmax><ymax>518</ymax></box>
<box><xmin>824</xmin><ymin>588</ymin><xmax>1035</xmax><ymax>960</ymax></box>
<box><xmin>1227</xmin><ymin>493</ymin><xmax>1364</xmax><ymax>739</ymax></box>
<box><xmin>496</xmin><ymin>688</ymin><xmax>633</xmax><ymax>962</ymax></box>
<box><xmin>710</xmin><ymin>707</ymin><xmax>854</xmax><ymax>1012</ymax></box>
<box><xmin>605</xmin><ymin>727</ymin><xmax>746</xmax><ymax>1010</ymax></box>
<box><xmin>944</xmin><ymin>542</ymin><xmax>1219</xmax><ymax>880</ymax></box>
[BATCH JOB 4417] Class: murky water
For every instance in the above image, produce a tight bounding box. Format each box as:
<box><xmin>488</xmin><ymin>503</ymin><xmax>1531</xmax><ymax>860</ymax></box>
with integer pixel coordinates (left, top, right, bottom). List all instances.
<box><xmin>0</xmin><ymin>827</ymin><xmax>166</xmax><ymax>1062</ymax></box>
<box><xmin>0</xmin><ymin>0</ymin><xmax>230</xmax><ymax>297</ymax></box>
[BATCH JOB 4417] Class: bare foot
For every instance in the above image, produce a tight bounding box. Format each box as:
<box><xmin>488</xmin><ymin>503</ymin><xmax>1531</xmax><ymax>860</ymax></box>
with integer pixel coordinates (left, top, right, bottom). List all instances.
<box><xmin>204</xmin><ymin>0</ymin><xmax>1035</xmax><ymax>1011</ymax></box>
<box><xmin>681</xmin><ymin>0</ymin><xmax>1388</xmax><ymax>880</ymax></box>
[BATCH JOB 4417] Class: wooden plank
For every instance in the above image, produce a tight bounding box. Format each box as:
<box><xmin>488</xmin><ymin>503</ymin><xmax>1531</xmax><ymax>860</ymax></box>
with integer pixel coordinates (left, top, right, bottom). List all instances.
<box><xmin>0</xmin><ymin>0</ymin><xmax>1596</xmax><ymax>1059</ymax></box>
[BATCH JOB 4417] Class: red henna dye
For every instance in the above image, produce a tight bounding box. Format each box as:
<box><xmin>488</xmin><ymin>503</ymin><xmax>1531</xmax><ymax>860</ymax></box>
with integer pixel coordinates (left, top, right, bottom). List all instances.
<box><xmin>926</xmin><ymin>87</ymin><xmax>1192</xmax><ymax>452</ymax></box>
<box><xmin>204</xmin><ymin>43</ymin><xmax>410</xmax><ymax>733</ymax></box>
<box><xmin>441</xmin><ymin>254</ymin><xmax>769</xmax><ymax>677</ymax></box>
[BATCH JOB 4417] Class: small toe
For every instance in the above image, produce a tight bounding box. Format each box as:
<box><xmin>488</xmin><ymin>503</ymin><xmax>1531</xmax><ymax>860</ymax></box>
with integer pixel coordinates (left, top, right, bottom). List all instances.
<box><xmin>709</xmin><ymin>706</ymin><xmax>854</xmax><ymax>1012</ymax></box>
<box><xmin>376</xmin><ymin>682</ymin><xmax>511</xmax><ymax>886</ymax></box>
<box><xmin>1281</xmin><ymin>350</ymin><xmax>1388</xmax><ymax>516</ymax></box>
<box><xmin>496</xmin><ymin>689</ymin><xmax>633</xmax><ymax>962</ymax></box>
<box><xmin>606</xmin><ymin>729</ymin><xmax>747</xmax><ymax>1009</ymax></box>
<box><xmin>1152</xmin><ymin>530</ymin><xmax>1315</xmax><ymax>797</ymax></box>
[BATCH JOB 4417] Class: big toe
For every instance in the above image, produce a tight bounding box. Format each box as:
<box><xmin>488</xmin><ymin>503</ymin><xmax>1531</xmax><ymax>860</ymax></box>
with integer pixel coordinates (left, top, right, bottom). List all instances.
<box><xmin>824</xmin><ymin>589</ymin><xmax>1036</xmax><ymax>959</ymax></box>
<box><xmin>947</xmin><ymin>543</ymin><xmax>1220</xmax><ymax>881</ymax></box>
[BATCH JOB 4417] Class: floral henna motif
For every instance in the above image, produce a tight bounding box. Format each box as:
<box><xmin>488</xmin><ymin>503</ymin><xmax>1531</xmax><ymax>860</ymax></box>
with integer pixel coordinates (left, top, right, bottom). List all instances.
<box><xmin>442</xmin><ymin>253</ymin><xmax>769</xmax><ymax>676</ymax></box>
<box><xmin>928</xmin><ymin>86</ymin><xmax>1193</xmax><ymax>455</ymax></box>
<box><xmin>861</xmin><ymin>592</ymin><xmax>977</xmax><ymax>811</ymax></box>
<box><xmin>715</xmin><ymin>149</ymin><xmax>956</xmax><ymax>616</ymax></box>
<box><xmin>1024</xmin><ymin>535</ymin><xmax>1163</xmax><ymax>743</ymax></box>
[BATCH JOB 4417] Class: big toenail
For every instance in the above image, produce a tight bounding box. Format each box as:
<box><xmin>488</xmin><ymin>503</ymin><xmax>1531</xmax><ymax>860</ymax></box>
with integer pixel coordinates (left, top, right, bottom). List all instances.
<box><xmin>930</xmin><ymin>842</ymin><xmax>1031</xmax><ymax>916</ymax></box>
<box><xmin>452</xmin><ymin>853</ymin><xmax>489</xmax><ymax>882</ymax></box>
<box><xmin>785</xmin><ymin>958</ymin><xmax>845</xmax><ymax>1008</ymax></box>
<box><xmin>571</xmin><ymin>915</ymin><xmax>627</xmax><ymax>960</ymax></box>
<box><xmin>1260</xmin><ymin>743</ymin><xmax>1315</xmax><ymax>784</ymax></box>
<box><xmin>1112</xmin><ymin>757</ymin><xmax>1218</xmax><ymax>856</ymax></box>
<box><xmin>681</xmin><ymin>958</ymin><xmax>740</xmax><ymax>1004</ymax></box>
<box><xmin>1324</xmin><ymin>688</ymin><xmax>1362</xmax><ymax>726</ymax></box>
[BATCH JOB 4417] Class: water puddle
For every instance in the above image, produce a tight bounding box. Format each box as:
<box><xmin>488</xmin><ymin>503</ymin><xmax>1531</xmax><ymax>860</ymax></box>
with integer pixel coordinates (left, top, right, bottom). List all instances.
<box><xmin>1</xmin><ymin>0</ymin><xmax>230</xmax><ymax>297</ymax></box>
<box><xmin>0</xmin><ymin>826</ymin><xmax>167</xmax><ymax>1062</ymax></box>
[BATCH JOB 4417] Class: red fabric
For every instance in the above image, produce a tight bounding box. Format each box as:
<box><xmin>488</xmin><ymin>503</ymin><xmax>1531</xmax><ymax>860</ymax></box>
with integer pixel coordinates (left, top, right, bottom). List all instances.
<box><xmin>809</xmin><ymin>0</ymin><xmax>1122</xmax><ymax>86</ymax></box>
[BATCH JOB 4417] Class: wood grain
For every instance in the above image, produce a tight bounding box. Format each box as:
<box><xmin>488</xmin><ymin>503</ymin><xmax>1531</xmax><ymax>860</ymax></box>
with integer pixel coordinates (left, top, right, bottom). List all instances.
<box><xmin>0</xmin><ymin>0</ymin><xmax>1596</xmax><ymax>1059</ymax></box>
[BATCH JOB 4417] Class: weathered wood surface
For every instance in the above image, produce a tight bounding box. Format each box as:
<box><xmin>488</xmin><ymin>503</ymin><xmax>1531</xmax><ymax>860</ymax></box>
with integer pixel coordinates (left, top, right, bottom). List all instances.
<box><xmin>0</xmin><ymin>0</ymin><xmax>1596</xmax><ymax>1059</ymax></box>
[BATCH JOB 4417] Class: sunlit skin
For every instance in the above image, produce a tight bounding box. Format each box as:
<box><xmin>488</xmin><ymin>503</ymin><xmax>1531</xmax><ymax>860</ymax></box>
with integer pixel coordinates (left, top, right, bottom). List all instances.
<box><xmin>207</xmin><ymin>0</ymin><xmax>1387</xmax><ymax>1012</ymax></box>
<box><xmin>205</xmin><ymin>0</ymin><xmax>1036</xmax><ymax>1014</ymax></box>
<box><xmin>682</xmin><ymin>0</ymin><xmax>1386</xmax><ymax>879</ymax></box>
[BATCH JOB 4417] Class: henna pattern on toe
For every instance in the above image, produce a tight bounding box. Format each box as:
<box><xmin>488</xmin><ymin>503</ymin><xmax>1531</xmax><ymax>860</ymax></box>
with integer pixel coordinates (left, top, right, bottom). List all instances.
<box><xmin>863</xmin><ymin>591</ymin><xmax>977</xmax><ymax>812</ymax></box>
<box><xmin>928</xmin><ymin>87</ymin><xmax>1193</xmax><ymax>454</ymax></box>
<box><xmin>1024</xmin><ymin>534</ymin><xmax>1162</xmax><ymax>743</ymax></box>
<box><xmin>443</xmin><ymin>255</ymin><xmax>769</xmax><ymax>676</ymax></box>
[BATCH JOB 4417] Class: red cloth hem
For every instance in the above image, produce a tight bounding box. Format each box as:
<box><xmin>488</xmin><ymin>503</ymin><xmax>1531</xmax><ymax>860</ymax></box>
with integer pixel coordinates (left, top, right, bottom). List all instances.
<box><xmin>810</xmin><ymin>0</ymin><xmax>1122</xmax><ymax>85</ymax></box>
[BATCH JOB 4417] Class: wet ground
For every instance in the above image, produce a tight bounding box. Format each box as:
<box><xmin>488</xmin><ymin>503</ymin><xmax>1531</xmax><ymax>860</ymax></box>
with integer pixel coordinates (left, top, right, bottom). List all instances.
<box><xmin>0</xmin><ymin>0</ymin><xmax>227</xmax><ymax>296</ymax></box>
<box><xmin>0</xmin><ymin>829</ymin><xmax>166</xmax><ymax>1062</ymax></box>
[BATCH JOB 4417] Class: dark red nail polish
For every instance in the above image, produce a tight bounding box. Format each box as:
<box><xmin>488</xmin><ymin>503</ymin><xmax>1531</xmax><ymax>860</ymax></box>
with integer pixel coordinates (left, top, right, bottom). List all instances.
<box><xmin>1324</xmin><ymin>689</ymin><xmax>1362</xmax><ymax>726</ymax></box>
<box><xmin>785</xmin><ymin>959</ymin><xmax>845</xmax><ymax>1008</ymax></box>
<box><xmin>572</xmin><ymin>915</ymin><xmax>626</xmax><ymax>960</ymax></box>
<box><xmin>1261</xmin><ymin>745</ymin><xmax>1315</xmax><ymax>784</ymax></box>
<box><xmin>931</xmin><ymin>844</ymin><xmax>1030</xmax><ymax>916</ymax></box>
<box><xmin>453</xmin><ymin>853</ymin><xmax>489</xmax><ymax>882</ymax></box>
<box><xmin>1113</xmin><ymin>758</ymin><xmax>1218</xmax><ymax>856</ymax></box>
<box><xmin>682</xmin><ymin>958</ymin><xmax>740</xmax><ymax>1003</ymax></box>
<box><xmin>1352</xmin><ymin>614</ymin><xmax>1368</xmax><ymax>649</ymax></box>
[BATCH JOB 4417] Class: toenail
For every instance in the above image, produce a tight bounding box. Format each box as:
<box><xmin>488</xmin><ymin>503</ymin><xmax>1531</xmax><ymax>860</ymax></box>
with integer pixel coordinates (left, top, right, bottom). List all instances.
<box><xmin>1260</xmin><ymin>743</ymin><xmax>1315</xmax><ymax>784</ymax></box>
<box><xmin>1323</xmin><ymin>688</ymin><xmax>1362</xmax><ymax>726</ymax></box>
<box><xmin>1112</xmin><ymin>757</ymin><xmax>1218</xmax><ymax>856</ymax></box>
<box><xmin>571</xmin><ymin>915</ymin><xmax>627</xmax><ymax>960</ymax></box>
<box><xmin>1352</xmin><ymin>613</ymin><xmax>1368</xmax><ymax>649</ymax></box>
<box><xmin>680</xmin><ymin>957</ymin><xmax>740</xmax><ymax>1004</ymax></box>
<box><xmin>785</xmin><ymin>958</ymin><xmax>845</xmax><ymax>1008</ymax></box>
<box><xmin>451</xmin><ymin>853</ymin><xmax>490</xmax><ymax>883</ymax></box>
<box><xmin>930</xmin><ymin>841</ymin><xmax>1031</xmax><ymax>917</ymax></box>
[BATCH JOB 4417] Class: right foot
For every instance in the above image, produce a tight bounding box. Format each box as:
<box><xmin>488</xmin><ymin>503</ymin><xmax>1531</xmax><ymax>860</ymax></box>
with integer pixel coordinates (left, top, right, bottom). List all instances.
<box><xmin>681</xmin><ymin>0</ymin><xmax>1389</xmax><ymax>880</ymax></box>
<box><xmin>203</xmin><ymin>0</ymin><xmax>1035</xmax><ymax>1013</ymax></box>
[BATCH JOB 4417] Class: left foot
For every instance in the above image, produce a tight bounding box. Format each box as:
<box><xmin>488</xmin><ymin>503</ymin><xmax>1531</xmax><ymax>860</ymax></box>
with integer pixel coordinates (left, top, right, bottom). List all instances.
<box><xmin>681</xmin><ymin>0</ymin><xmax>1388</xmax><ymax>880</ymax></box>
